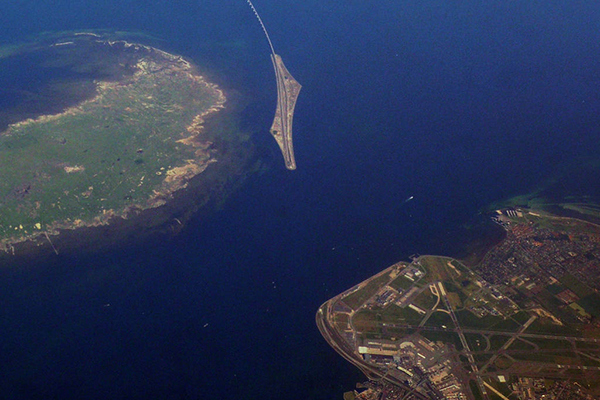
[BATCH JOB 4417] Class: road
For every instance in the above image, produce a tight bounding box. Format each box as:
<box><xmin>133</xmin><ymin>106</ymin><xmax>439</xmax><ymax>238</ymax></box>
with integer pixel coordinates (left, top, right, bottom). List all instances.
<box><xmin>479</xmin><ymin>316</ymin><xmax>536</xmax><ymax>373</ymax></box>
<box><xmin>316</xmin><ymin>301</ymin><xmax>431</xmax><ymax>400</ymax></box>
<box><xmin>269</xmin><ymin>54</ymin><xmax>301</xmax><ymax>170</ymax></box>
<box><xmin>437</xmin><ymin>282</ymin><xmax>490</xmax><ymax>400</ymax></box>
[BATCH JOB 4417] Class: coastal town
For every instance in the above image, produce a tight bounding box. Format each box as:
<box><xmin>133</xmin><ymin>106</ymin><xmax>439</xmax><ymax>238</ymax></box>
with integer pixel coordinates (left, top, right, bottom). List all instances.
<box><xmin>318</xmin><ymin>207</ymin><xmax>600</xmax><ymax>400</ymax></box>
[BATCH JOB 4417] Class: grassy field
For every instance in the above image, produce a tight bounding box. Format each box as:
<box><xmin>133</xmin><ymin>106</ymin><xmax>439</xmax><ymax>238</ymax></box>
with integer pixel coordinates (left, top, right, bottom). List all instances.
<box><xmin>420</xmin><ymin>256</ymin><xmax>455</xmax><ymax>283</ymax></box>
<box><xmin>527</xmin><ymin>318</ymin><xmax>581</xmax><ymax>336</ymax></box>
<box><xmin>506</xmin><ymin>338</ymin><xmax>536</xmax><ymax>351</ymax></box>
<box><xmin>412</xmin><ymin>288</ymin><xmax>437</xmax><ymax>310</ymax></box>
<box><xmin>0</xmin><ymin>36</ymin><xmax>226</xmax><ymax>247</ymax></box>
<box><xmin>527</xmin><ymin>338</ymin><xmax>572</xmax><ymax>350</ymax></box>
<box><xmin>579</xmin><ymin>293</ymin><xmax>600</xmax><ymax>318</ymax></box>
<box><xmin>423</xmin><ymin>311</ymin><xmax>454</xmax><ymax>329</ymax></box>
<box><xmin>341</xmin><ymin>270</ymin><xmax>394</xmax><ymax>310</ymax></box>
<box><xmin>559</xmin><ymin>273</ymin><xmax>595</xmax><ymax>298</ymax></box>
<box><xmin>351</xmin><ymin>309</ymin><xmax>380</xmax><ymax>333</ymax></box>
<box><xmin>380</xmin><ymin>304</ymin><xmax>423</xmax><ymax>325</ymax></box>
<box><xmin>389</xmin><ymin>275</ymin><xmax>414</xmax><ymax>291</ymax></box>
<box><xmin>464</xmin><ymin>333</ymin><xmax>486</xmax><ymax>352</ymax></box>
<box><xmin>455</xmin><ymin>310</ymin><xmax>503</xmax><ymax>330</ymax></box>
<box><xmin>488</xmin><ymin>335</ymin><xmax>509</xmax><ymax>351</ymax></box>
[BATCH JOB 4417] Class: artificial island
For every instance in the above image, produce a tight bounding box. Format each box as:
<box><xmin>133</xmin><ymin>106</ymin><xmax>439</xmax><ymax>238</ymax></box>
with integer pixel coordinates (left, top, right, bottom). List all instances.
<box><xmin>245</xmin><ymin>0</ymin><xmax>301</xmax><ymax>170</ymax></box>
<box><xmin>0</xmin><ymin>32</ymin><xmax>253</xmax><ymax>256</ymax></box>
<box><xmin>269</xmin><ymin>53</ymin><xmax>301</xmax><ymax>170</ymax></box>
<box><xmin>318</xmin><ymin>206</ymin><xmax>600</xmax><ymax>400</ymax></box>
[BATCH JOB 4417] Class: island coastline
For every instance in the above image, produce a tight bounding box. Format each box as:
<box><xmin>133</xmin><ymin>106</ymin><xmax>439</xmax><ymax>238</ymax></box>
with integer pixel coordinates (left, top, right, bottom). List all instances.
<box><xmin>0</xmin><ymin>32</ymin><xmax>256</xmax><ymax>259</ymax></box>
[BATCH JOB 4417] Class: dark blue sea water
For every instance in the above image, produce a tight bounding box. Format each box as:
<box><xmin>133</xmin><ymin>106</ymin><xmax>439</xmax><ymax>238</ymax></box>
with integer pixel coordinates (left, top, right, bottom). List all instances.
<box><xmin>1</xmin><ymin>1</ymin><xmax>600</xmax><ymax>399</ymax></box>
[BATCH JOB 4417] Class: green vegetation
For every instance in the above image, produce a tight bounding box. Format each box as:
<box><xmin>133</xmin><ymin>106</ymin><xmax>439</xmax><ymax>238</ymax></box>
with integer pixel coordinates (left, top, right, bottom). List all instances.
<box><xmin>456</xmin><ymin>310</ymin><xmax>502</xmax><ymax>330</ymax></box>
<box><xmin>511</xmin><ymin>351</ymin><xmax>578</xmax><ymax>364</ymax></box>
<box><xmin>465</xmin><ymin>333</ymin><xmax>487</xmax><ymax>352</ymax></box>
<box><xmin>575</xmin><ymin>341</ymin><xmax>600</xmax><ymax>350</ymax></box>
<box><xmin>505</xmin><ymin>338</ymin><xmax>536</xmax><ymax>351</ymax></box>
<box><xmin>512</xmin><ymin>311</ymin><xmax>532</xmax><ymax>325</ymax></box>
<box><xmin>0</xmin><ymin>33</ymin><xmax>235</xmax><ymax>249</ymax></box>
<box><xmin>459</xmin><ymin>279</ymin><xmax>482</xmax><ymax>297</ymax></box>
<box><xmin>423</xmin><ymin>311</ymin><xmax>454</xmax><ymax>329</ymax></box>
<box><xmin>473</xmin><ymin>354</ymin><xmax>492</xmax><ymax>364</ymax></box>
<box><xmin>488</xmin><ymin>335</ymin><xmax>509</xmax><ymax>351</ymax></box>
<box><xmin>383</xmin><ymin>327</ymin><xmax>407</xmax><ymax>338</ymax></box>
<box><xmin>527</xmin><ymin>319</ymin><xmax>580</xmax><ymax>336</ymax></box>
<box><xmin>380</xmin><ymin>304</ymin><xmax>423</xmax><ymax>326</ymax></box>
<box><xmin>489</xmin><ymin>318</ymin><xmax>520</xmax><ymax>332</ymax></box>
<box><xmin>334</xmin><ymin>313</ymin><xmax>350</xmax><ymax>331</ymax></box>
<box><xmin>527</xmin><ymin>338</ymin><xmax>571</xmax><ymax>350</ymax></box>
<box><xmin>494</xmin><ymin>356</ymin><xmax>513</xmax><ymax>370</ymax></box>
<box><xmin>446</xmin><ymin>292</ymin><xmax>463</xmax><ymax>310</ymax></box>
<box><xmin>577</xmin><ymin>354</ymin><xmax>600</xmax><ymax>367</ymax></box>
<box><xmin>388</xmin><ymin>275</ymin><xmax>414</xmax><ymax>291</ymax></box>
<box><xmin>579</xmin><ymin>293</ymin><xmax>600</xmax><ymax>318</ymax></box>
<box><xmin>449</xmin><ymin>259</ymin><xmax>470</xmax><ymax>274</ymax></box>
<box><xmin>559</xmin><ymin>273</ymin><xmax>594</xmax><ymax>298</ymax></box>
<box><xmin>546</xmin><ymin>283</ymin><xmax>566</xmax><ymax>295</ymax></box>
<box><xmin>412</xmin><ymin>289</ymin><xmax>437</xmax><ymax>310</ymax></box>
<box><xmin>420</xmin><ymin>256</ymin><xmax>454</xmax><ymax>283</ymax></box>
<box><xmin>341</xmin><ymin>271</ymin><xmax>393</xmax><ymax>310</ymax></box>
<box><xmin>536</xmin><ymin>290</ymin><xmax>567</xmax><ymax>314</ymax></box>
<box><xmin>469</xmin><ymin>380</ymin><xmax>483</xmax><ymax>400</ymax></box>
<box><xmin>351</xmin><ymin>310</ymin><xmax>379</xmax><ymax>333</ymax></box>
<box><xmin>322</xmin><ymin>209</ymin><xmax>600</xmax><ymax>399</ymax></box>
<box><xmin>562</xmin><ymin>203</ymin><xmax>600</xmax><ymax>220</ymax></box>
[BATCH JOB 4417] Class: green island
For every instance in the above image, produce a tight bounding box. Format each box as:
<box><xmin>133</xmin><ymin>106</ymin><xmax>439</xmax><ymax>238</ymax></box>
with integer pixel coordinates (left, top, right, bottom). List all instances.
<box><xmin>0</xmin><ymin>32</ymin><xmax>253</xmax><ymax>255</ymax></box>
<box><xmin>318</xmin><ymin>206</ymin><xmax>600</xmax><ymax>400</ymax></box>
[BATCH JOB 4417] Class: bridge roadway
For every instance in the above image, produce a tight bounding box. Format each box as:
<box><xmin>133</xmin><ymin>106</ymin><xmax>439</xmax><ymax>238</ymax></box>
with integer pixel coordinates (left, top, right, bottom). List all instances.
<box><xmin>269</xmin><ymin>54</ymin><xmax>301</xmax><ymax>170</ymax></box>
